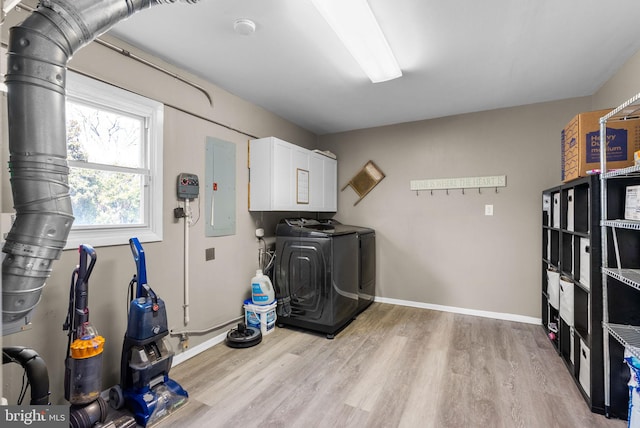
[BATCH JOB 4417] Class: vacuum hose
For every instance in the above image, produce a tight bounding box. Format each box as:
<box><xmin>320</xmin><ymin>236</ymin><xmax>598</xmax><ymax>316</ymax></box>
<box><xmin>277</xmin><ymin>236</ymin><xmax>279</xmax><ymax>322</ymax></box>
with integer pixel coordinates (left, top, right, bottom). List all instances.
<box><xmin>2</xmin><ymin>346</ymin><xmax>50</xmax><ymax>405</ymax></box>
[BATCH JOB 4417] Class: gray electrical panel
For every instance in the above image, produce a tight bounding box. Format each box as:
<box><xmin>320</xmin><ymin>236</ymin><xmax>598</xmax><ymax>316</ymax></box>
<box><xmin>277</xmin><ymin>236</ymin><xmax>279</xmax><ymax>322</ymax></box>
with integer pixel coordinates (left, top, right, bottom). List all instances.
<box><xmin>205</xmin><ymin>137</ymin><xmax>236</xmax><ymax>237</ymax></box>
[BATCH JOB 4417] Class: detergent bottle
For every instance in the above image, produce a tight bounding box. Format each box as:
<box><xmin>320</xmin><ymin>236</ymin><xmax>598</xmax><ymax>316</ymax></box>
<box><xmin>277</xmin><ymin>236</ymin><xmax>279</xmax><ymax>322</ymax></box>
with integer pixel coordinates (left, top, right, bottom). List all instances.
<box><xmin>251</xmin><ymin>269</ymin><xmax>275</xmax><ymax>305</ymax></box>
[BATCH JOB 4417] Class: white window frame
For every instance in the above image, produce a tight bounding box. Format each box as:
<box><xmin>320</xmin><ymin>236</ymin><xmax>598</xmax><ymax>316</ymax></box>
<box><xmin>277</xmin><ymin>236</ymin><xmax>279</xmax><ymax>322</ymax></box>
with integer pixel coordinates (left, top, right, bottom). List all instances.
<box><xmin>64</xmin><ymin>72</ymin><xmax>163</xmax><ymax>249</ymax></box>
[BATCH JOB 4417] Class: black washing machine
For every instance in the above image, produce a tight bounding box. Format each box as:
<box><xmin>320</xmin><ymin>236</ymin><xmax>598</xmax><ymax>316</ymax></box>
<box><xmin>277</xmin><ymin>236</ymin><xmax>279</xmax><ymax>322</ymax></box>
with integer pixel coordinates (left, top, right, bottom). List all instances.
<box><xmin>274</xmin><ymin>218</ymin><xmax>375</xmax><ymax>338</ymax></box>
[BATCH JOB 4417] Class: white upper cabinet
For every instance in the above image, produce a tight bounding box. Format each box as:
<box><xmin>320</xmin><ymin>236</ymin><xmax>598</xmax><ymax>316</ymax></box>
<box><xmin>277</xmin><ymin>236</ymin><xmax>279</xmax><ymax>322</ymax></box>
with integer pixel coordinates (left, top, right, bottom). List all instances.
<box><xmin>249</xmin><ymin>137</ymin><xmax>337</xmax><ymax>212</ymax></box>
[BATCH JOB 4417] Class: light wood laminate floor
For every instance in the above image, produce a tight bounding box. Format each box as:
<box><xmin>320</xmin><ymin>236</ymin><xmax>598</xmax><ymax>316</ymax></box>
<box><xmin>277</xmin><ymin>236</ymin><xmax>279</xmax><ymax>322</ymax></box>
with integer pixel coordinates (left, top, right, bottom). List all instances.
<box><xmin>155</xmin><ymin>303</ymin><xmax>626</xmax><ymax>428</ymax></box>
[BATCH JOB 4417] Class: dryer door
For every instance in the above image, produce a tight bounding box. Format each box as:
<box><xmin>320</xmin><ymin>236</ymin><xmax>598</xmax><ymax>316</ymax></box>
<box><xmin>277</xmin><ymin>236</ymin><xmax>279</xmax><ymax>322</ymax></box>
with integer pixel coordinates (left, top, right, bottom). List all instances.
<box><xmin>276</xmin><ymin>238</ymin><xmax>330</xmax><ymax>322</ymax></box>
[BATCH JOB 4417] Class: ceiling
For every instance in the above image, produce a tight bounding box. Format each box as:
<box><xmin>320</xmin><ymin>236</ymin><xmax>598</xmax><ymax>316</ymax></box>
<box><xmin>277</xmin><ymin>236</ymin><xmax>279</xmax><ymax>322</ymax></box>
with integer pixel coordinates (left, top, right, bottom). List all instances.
<box><xmin>108</xmin><ymin>0</ymin><xmax>640</xmax><ymax>135</ymax></box>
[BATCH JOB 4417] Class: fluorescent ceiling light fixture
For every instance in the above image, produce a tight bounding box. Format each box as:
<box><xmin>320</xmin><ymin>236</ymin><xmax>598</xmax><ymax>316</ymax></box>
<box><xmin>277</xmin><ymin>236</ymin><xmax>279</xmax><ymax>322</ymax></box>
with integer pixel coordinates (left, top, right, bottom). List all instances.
<box><xmin>311</xmin><ymin>0</ymin><xmax>402</xmax><ymax>83</ymax></box>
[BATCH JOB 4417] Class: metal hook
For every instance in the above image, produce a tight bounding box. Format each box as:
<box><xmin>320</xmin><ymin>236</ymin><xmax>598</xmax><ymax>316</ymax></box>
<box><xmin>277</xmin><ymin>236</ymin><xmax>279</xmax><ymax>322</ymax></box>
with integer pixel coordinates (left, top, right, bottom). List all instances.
<box><xmin>462</xmin><ymin>188</ymin><xmax>465</xmax><ymax>195</ymax></box>
<box><xmin>430</xmin><ymin>189</ymin><xmax>433</xmax><ymax>196</ymax></box>
<box><xmin>495</xmin><ymin>187</ymin><xmax>498</xmax><ymax>193</ymax></box>
<box><xmin>478</xmin><ymin>187</ymin><xmax>482</xmax><ymax>194</ymax></box>
<box><xmin>446</xmin><ymin>189</ymin><xmax>449</xmax><ymax>196</ymax></box>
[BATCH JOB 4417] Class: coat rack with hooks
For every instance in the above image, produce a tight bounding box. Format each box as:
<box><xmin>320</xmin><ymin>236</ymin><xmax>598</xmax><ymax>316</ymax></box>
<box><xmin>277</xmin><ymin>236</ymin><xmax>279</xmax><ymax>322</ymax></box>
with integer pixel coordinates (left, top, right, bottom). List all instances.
<box><xmin>410</xmin><ymin>175</ymin><xmax>506</xmax><ymax>196</ymax></box>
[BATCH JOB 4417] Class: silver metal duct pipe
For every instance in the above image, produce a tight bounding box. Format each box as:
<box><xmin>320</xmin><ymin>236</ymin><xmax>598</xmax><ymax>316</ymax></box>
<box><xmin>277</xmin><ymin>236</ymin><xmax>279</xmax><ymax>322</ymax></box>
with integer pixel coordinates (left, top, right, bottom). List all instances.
<box><xmin>3</xmin><ymin>0</ymin><xmax>198</xmax><ymax>335</ymax></box>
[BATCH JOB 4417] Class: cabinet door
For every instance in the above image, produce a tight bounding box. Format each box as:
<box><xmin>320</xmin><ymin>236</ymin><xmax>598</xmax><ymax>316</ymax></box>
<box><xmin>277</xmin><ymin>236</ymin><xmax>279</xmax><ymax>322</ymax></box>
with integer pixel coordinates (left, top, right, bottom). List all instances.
<box><xmin>324</xmin><ymin>157</ymin><xmax>337</xmax><ymax>211</ymax></box>
<box><xmin>292</xmin><ymin>146</ymin><xmax>310</xmax><ymax>210</ymax></box>
<box><xmin>308</xmin><ymin>153</ymin><xmax>337</xmax><ymax>212</ymax></box>
<box><xmin>272</xmin><ymin>139</ymin><xmax>294</xmax><ymax>209</ymax></box>
<box><xmin>249</xmin><ymin>138</ymin><xmax>273</xmax><ymax>211</ymax></box>
<box><xmin>308</xmin><ymin>153</ymin><xmax>324</xmax><ymax>211</ymax></box>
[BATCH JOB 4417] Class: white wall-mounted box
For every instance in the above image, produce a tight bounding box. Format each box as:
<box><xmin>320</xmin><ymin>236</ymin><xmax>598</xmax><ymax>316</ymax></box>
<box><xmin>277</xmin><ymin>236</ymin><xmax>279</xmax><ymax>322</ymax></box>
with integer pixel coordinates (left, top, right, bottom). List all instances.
<box><xmin>249</xmin><ymin>137</ymin><xmax>337</xmax><ymax>212</ymax></box>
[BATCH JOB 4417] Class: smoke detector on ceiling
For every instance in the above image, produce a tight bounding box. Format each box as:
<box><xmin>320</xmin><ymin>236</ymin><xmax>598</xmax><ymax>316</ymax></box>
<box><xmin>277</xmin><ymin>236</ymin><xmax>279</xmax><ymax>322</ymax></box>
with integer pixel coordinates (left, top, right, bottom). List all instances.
<box><xmin>234</xmin><ymin>19</ymin><xmax>256</xmax><ymax>36</ymax></box>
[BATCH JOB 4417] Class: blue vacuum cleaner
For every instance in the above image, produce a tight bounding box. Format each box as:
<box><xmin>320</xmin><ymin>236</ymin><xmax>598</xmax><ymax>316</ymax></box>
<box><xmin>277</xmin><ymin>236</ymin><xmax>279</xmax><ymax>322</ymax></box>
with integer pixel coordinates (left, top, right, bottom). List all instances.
<box><xmin>109</xmin><ymin>238</ymin><xmax>188</xmax><ymax>426</ymax></box>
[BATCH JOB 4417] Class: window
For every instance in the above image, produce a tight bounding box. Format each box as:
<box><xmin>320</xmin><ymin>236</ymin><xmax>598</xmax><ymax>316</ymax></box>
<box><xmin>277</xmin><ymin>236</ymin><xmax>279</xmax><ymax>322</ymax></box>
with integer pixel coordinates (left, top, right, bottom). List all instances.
<box><xmin>64</xmin><ymin>72</ymin><xmax>163</xmax><ymax>249</ymax></box>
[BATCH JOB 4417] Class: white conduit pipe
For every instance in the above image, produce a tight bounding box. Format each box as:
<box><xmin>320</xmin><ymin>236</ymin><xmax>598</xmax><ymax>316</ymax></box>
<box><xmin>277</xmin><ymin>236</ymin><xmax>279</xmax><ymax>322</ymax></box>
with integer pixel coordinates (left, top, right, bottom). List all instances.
<box><xmin>184</xmin><ymin>198</ymin><xmax>190</xmax><ymax>326</ymax></box>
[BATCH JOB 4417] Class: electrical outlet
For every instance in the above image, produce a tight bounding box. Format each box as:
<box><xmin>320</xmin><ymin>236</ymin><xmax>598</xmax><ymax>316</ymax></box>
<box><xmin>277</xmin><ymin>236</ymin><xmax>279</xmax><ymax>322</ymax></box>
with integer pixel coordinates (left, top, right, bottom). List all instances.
<box><xmin>205</xmin><ymin>247</ymin><xmax>215</xmax><ymax>261</ymax></box>
<box><xmin>485</xmin><ymin>204</ymin><xmax>494</xmax><ymax>216</ymax></box>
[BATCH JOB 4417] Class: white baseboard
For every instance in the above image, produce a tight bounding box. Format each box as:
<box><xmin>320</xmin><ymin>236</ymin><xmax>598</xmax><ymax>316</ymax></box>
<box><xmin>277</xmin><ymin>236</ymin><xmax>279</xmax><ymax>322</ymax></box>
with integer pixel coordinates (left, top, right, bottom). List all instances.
<box><xmin>171</xmin><ymin>331</ymin><xmax>228</xmax><ymax>367</ymax></box>
<box><xmin>169</xmin><ymin>298</ymin><xmax>541</xmax><ymax>367</ymax></box>
<box><xmin>374</xmin><ymin>296</ymin><xmax>541</xmax><ymax>325</ymax></box>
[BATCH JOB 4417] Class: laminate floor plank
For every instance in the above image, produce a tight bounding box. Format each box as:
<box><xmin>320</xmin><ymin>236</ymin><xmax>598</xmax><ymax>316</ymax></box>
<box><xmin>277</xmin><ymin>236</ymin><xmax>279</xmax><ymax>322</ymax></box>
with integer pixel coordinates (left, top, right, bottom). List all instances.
<box><xmin>344</xmin><ymin>334</ymin><xmax>408</xmax><ymax>412</ymax></box>
<box><xmin>250</xmin><ymin>325</ymin><xmax>373</xmax><ymax>427</ymax></box>
<box><xmin>153</xmin><ymin>303</ymin><xmax>626</xmax><ymax>428</ymax></box>
<box><xmin>468</xmin><ymin>319</ymin><xmax>505</xmax><ymax>428</ymax></box>
<box><xmin>261</xmin><ymin>314</ymin><xmax>389</xmax><ymax>427</ymax></box>
<box><xmin>289</xmin><ymin>336</ymin><xmax>391</xmax><ymax>426</ymax></box>
<box><xmin>397</xmin><ymin>311</ymin><xmax>452</xmax><ymax>428</ymax></box>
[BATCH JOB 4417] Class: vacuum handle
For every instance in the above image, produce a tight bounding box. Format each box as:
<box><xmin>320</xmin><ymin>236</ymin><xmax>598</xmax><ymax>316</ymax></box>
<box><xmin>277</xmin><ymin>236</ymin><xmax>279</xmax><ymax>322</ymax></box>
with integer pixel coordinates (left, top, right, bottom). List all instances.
<box><xmin>142</xmin><ymin>283</ymin><xmax>160</xmax><ymax>314</ymax></box>
<box><xmin>129</xmin><ymin>237</ymin><xmax>148</xmax><ymax>295</ymax></box>
<box><xmin>78</xmin><ymin>244</ymin><xmax>97</xmax><ymax>284</ymax></box>
<box><xmin>74</xmin><ymin>245</ymin><xmax>97</xmax><ymax>328</ymax></box>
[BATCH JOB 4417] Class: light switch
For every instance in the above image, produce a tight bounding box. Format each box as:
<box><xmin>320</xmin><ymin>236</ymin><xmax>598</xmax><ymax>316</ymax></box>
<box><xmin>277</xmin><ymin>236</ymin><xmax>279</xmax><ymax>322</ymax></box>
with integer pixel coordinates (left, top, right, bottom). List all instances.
<box><xmin>485</xmin><ymin>204</ymin><xmax>494</xmax><ymax>216</ymax></box>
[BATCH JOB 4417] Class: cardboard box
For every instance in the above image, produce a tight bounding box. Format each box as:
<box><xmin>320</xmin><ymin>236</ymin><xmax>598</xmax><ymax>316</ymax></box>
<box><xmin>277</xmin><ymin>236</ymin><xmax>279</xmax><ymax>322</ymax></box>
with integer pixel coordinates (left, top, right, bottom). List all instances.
<box><xmin>561</xmin><ymin>109</ymin><xmax>640</xmax><ymax>182</ymax></box>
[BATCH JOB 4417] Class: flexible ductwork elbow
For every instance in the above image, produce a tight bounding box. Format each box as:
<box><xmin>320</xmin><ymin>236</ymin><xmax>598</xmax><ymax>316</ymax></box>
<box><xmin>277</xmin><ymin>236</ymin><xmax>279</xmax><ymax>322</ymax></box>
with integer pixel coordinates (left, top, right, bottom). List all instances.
<box><xmin>3</xmin><ymin>0</ymin><xmax>198</xmax><ymax>335</ymax></box>
<box><xmin>3</xmin><ymin>346</ymin><xmax>50</xmax><ymax>405</ymax></box>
